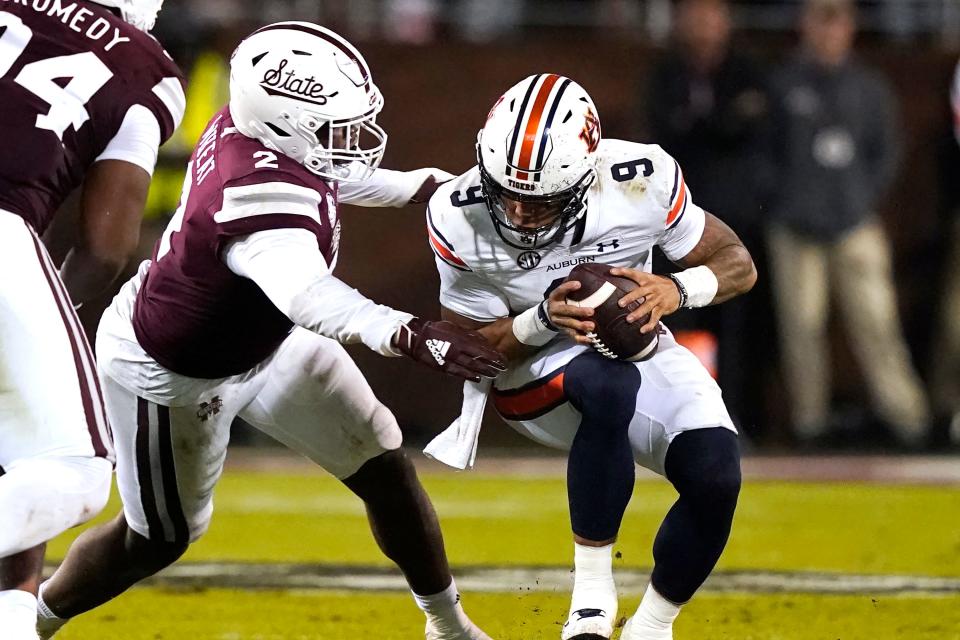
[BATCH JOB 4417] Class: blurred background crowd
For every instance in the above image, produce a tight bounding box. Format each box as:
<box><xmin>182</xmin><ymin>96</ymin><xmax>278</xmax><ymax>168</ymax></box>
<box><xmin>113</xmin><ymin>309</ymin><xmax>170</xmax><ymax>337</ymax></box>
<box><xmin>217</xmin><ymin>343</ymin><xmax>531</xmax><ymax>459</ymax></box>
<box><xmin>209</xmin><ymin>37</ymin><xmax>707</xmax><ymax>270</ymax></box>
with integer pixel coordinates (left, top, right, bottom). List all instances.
<box><xmin>73</xmin><ymin>0</ymin><xmax>960</xmax><ymax>454</ymax></box>
<box><xmin>151</xmin><ymin>0</ymin><xmax>960</xmax><ymax>45</ymax></box>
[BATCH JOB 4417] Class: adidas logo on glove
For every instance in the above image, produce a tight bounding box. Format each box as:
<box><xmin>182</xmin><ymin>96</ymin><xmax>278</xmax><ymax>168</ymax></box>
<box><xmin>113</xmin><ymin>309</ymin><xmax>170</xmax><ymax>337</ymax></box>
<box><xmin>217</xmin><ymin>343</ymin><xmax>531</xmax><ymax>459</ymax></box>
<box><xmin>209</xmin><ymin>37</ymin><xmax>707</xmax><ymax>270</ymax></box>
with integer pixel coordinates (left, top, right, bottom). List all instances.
<box><xmin>426</xmin><ymin>338</ymin><xmax>451</xmax><ymax>365</ymax></box>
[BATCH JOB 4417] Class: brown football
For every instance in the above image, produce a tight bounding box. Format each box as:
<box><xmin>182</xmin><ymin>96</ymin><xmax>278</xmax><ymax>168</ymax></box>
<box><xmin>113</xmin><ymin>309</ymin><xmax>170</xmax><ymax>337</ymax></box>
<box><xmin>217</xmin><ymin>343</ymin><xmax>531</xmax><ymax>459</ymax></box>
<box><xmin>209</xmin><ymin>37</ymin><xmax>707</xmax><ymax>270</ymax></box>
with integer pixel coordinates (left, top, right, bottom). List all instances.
<box><xmin>563</xmin><ymin>263</ymin><xmax>659</xmax><ymax>362</ymax></box>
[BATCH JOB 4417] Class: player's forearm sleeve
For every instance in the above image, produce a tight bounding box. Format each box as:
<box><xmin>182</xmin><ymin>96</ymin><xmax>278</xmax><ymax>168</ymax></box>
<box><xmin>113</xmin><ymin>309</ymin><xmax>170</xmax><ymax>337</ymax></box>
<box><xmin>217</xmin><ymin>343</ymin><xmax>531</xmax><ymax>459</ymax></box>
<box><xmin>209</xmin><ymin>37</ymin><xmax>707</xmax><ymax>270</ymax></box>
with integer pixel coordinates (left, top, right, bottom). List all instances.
<box><xmin>338</xmin><ymin>165</ymin><xmax>455</xmax><ymax>207</ymax></box>
<box><xmin>286</xmin><ymin>276</ymin><xmax>413</xmax><ymax>357</ymax></box>
<box><xmin>223</xmin><ymin>229</ymin><xmax>412</xmax><ymax>356</ymax></box>
<box><xmin>94</xmin><ymin>104</ymin><xmax>162</xmax><ymax>176</ymax></box>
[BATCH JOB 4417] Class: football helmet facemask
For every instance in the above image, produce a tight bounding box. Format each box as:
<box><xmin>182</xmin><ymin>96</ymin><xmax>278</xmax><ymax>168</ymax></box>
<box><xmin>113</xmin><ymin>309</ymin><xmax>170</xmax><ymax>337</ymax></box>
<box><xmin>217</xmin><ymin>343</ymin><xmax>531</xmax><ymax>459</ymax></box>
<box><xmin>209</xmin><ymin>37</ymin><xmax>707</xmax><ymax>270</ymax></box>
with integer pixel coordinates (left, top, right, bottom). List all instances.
<box><xmin>477</xmin><ymin>74</ymin><xmax>600</xmax><ymax>250</ymax></box>
<box><xmin>88</xmin><ymin>0</ymin><xmax>163</xmax><ymax>31</ymax></box>
<box><xmin>229</xmin><ymin>22</ymin><xmax>387</xmax><ymax>182</ymax></box>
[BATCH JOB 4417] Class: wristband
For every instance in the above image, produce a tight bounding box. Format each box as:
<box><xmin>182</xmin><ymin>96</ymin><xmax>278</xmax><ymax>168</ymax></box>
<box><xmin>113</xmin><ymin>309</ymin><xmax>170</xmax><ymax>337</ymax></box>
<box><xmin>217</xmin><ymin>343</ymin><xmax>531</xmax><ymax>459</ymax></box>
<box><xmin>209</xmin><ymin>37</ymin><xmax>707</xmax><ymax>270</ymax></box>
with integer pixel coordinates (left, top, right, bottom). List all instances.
<box><xmin>669</xmin><ymin>265</ymin><xmax>719</xmax><ymax>308</ymax></box>
<box><xmin>666</xmin><ymin>274</ymin><xmax>688</xmax><ymax>309</ymax></box>
<box><xmin>512</xmin><ymin>301</ymin><xmax>557</xmax><ymax>346</ymax></box>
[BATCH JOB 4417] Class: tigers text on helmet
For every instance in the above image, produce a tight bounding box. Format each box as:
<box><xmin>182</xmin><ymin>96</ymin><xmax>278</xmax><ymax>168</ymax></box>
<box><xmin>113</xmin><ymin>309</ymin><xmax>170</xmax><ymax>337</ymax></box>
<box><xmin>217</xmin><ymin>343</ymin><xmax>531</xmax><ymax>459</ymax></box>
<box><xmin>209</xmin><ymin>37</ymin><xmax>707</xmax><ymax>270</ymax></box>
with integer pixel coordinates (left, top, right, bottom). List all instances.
<box><xmin>477</xmin><ymin>74</ymin><xmax>600</xmax><ymax>250</ymax></box>
<box><xmin>229</xmin><ymin>22</ymin><xmax>387</xmax><ymax>182</ymax></box>
<box><xmin>87</xmin><ymin>0</ymin><xmax>163</xmax><ymax>31</ymax></box>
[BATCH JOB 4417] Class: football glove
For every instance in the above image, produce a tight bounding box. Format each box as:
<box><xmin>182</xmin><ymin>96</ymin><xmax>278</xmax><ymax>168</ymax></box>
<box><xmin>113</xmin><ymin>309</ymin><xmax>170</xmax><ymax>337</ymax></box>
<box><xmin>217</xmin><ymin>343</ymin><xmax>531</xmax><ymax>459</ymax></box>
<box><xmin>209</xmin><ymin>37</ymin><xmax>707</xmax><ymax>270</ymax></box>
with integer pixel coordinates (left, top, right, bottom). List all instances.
<box><xmin>394</xmin><ymin>318</ymin><xmax>506</xmax><ymax>382</ymax></box>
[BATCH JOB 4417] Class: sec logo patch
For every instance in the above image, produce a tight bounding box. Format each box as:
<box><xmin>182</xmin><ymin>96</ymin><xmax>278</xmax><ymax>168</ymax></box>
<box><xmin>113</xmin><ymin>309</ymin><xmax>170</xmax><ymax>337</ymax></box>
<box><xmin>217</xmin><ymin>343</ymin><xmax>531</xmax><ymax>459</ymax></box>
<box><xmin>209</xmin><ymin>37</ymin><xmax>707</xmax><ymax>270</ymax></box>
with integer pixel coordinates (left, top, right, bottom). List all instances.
<box><xmin>517</xmin><ymin>251</ymin><xmax>541</xmax><ymax>270</ymax></box>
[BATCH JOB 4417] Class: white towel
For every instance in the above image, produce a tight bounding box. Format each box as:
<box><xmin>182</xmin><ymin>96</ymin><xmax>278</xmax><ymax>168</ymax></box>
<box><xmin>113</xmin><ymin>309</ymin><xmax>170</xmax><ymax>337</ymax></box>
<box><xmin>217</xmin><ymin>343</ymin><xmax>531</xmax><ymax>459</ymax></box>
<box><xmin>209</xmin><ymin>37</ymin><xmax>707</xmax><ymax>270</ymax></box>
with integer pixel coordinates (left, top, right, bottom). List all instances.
<box><xmin>423</xmin><ymin>378</ymin><xmax>491</xmax><ymax>470</ymax></box>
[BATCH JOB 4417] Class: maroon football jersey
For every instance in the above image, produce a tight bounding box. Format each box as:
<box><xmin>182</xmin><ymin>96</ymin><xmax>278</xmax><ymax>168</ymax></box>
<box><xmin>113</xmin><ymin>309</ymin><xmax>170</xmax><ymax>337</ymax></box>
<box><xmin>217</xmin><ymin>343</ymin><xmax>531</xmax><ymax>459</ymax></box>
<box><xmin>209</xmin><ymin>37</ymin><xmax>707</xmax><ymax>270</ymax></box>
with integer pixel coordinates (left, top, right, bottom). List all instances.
<box><xmin>0</xmin><ymin>1</ymin><xmax>184</xmax><ymax>234</ymax></box>
<box><xmin>132</xmin><ymin>107</ymin><xmax>341</xmax><ymax>379</ymax></box>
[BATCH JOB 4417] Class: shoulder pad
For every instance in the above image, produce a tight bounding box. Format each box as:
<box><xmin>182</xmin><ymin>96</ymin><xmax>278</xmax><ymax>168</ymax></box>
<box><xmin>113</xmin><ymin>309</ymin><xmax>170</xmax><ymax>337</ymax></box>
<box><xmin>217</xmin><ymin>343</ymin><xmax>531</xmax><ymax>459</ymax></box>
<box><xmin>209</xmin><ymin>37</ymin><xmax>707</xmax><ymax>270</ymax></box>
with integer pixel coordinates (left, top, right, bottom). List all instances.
<box><xmin>426</xmin><ymin>168</ymin><xmax>482</xmax><ymax>272</ymax></box>
<box><xmin>596</xmin><ymin>140</ymin><xmax>686</xmax><ymax>228</ymax></box>
<box><xmin>430</xmin><ymin>167</ymin><xmax>485</xmax><ymax>212</ymax></box>
<box><xmin>216</xmin><ymin>130</ymin><xmax>331</xmax><ymax>197</ymax></box>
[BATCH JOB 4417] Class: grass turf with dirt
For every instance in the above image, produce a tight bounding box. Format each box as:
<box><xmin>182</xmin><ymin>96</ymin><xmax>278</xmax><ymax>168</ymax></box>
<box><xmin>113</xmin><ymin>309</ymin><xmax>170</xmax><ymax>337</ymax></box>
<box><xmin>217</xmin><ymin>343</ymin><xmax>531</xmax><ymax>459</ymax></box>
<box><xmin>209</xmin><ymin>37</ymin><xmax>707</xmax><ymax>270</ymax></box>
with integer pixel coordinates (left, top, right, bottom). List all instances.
<box><xmin>45</xmin><ymin>468</ymin><xmax>960</xmax><ymax>639</ymax></box>
<box><xmin>48</xmin><ymin>470</ymin><xmax>960</xmax><ymax>576</ymax></box>
<box><xmin>53</xmin><ymin>589</ymin><xmax>960</xmax><ymax>640</ymax></box>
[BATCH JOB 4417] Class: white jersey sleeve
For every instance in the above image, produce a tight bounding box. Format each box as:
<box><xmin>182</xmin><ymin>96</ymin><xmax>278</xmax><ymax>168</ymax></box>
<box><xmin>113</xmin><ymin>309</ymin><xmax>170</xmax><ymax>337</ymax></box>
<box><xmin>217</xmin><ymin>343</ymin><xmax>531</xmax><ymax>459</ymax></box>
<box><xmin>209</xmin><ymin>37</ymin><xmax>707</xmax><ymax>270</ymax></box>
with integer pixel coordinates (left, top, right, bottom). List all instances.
<box><xmin>436</xmin><ymin>259</ymin><xmax>511</xmax><ymax>323</ymax></box>
<box><xmin>222</xmin><ymin>228</ymin><xmax>411</xmax><ymax>356</ymax></box>
<box><xmin>94</xmin><ymin>104</ymin><xmax>162</xmax><ymax>175</ymax></box>
<box><xmin>338</xmin><ymin>164</ymin><xmax>455</xmax><ymax>208</ymax></box>
<box><xmin>649</xmin><ymin>145</ymin><xmax>706</xmax><ymax>262</ymax></box>
<box><xmin>427</xmin><ymin>201</ymin><xmax>510</xmax><ymax>323</ymax></box>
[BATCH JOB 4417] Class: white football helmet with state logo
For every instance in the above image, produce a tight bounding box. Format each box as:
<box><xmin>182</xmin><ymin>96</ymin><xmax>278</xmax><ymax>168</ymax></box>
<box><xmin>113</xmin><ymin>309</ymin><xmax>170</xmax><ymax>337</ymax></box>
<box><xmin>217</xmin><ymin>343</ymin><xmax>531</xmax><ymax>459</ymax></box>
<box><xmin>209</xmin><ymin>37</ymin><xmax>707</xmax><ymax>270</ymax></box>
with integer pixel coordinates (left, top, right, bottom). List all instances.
<box><xmin>477</xmin><ymin>74</ymin><xmax>601</xmax><ymax>249</ymax></box>
<box><xmin>229</xmin><ymin>22</ymin><xmax>387</xmax><ymax>182</ymax></box>
<box><xmin>88</xmin><ymin>0</ymin><xmax>163</xmax><ymax>31</ymax></box>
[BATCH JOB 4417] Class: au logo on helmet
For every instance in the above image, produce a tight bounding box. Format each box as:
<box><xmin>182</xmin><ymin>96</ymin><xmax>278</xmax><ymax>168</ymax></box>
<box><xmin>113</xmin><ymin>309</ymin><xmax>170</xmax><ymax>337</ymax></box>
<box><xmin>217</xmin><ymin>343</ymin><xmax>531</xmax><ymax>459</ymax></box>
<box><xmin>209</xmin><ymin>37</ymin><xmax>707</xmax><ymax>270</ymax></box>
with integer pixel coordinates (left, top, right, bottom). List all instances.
<box><xmin>580</xmin><ymin>107</ymin><xmax>601</xmax><ymax>153</ymax></box>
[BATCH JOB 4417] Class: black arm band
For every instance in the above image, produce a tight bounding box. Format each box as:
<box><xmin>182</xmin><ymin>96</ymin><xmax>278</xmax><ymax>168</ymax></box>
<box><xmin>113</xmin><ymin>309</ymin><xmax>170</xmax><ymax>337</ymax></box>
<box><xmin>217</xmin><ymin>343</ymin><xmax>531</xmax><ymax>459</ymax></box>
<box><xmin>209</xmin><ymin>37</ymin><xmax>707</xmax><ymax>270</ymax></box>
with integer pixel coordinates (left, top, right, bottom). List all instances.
<box><xmin>667</xmin><ymin>273</ymin><xmax>689</xmax><ymax>309</ymax></box>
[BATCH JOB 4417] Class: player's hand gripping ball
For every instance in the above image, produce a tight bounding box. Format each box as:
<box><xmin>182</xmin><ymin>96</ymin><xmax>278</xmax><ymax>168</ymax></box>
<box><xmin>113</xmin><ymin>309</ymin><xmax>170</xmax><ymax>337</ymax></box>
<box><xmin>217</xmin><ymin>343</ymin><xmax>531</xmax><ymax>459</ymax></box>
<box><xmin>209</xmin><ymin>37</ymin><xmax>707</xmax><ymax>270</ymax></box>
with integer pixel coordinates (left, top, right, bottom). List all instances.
<box><xmin>563</xmin><ymin>263</ymin><xmax>659</xmax><ymax>361</ymax></box>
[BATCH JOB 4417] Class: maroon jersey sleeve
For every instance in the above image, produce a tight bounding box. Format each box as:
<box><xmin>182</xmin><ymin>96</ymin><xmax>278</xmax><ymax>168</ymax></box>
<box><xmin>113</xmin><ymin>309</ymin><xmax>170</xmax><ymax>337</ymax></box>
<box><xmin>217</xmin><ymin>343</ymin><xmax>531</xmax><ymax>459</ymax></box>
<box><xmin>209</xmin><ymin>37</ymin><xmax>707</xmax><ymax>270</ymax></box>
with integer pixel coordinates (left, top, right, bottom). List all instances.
<box><xmin>208</xmin><ymin>123</ymin><xmax>340</xmax><ymax>267</ymax></box>
<box><xmin>130</xmin><ymin>108</ymin><xmax>342</xmax><ymax>379</ymax></box>
<box><xmin>126</xmin><ymin>51</ymin><xmax>184</xmax><ymax>146</ymax></box>
<box><xmin>0</xmin><ymin>1</ymin><xmax>185</xmax><ymax>234</ymax></box>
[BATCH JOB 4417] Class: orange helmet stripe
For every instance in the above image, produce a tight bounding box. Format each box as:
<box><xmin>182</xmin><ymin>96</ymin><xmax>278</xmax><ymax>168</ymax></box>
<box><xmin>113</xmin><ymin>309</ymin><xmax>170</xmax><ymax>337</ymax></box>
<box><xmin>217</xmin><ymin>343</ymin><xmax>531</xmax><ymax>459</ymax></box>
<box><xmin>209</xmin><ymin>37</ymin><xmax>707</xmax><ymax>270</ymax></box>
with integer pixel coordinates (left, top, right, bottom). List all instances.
<box><xmin>515</xmin><ymin>74</ymin><xmax>561</xmax><ymax>181</ymax></box>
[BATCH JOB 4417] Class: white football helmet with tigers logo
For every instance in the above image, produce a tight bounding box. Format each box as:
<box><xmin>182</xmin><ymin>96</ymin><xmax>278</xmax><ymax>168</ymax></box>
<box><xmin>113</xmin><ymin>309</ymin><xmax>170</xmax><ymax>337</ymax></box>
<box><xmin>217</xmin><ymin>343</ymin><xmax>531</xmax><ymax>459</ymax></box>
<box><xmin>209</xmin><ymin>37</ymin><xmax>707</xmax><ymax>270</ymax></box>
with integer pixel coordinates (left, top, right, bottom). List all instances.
<box><xmin>88</xmin><ymin>0</ymin><xmax>164</xmax><ymax>31</ymax></box>
<box><xmin>229</xmin><ymin>22</ymin><xmax>387</xmax><ymax>182</ymax></box>
<box><xmin>477</xmin><ymin>74</ymin><xmax>601</xmax><ymax>249</ymax></box>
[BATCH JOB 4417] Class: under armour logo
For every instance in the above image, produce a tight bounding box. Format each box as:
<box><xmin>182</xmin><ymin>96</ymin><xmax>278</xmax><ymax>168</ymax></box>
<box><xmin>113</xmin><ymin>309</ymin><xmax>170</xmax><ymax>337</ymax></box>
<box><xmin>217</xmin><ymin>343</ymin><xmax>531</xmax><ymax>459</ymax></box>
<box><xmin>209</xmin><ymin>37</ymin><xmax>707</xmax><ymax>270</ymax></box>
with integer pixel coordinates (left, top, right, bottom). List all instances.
<box><xmin>197</xmin><ymin>396</ymin><xmax>223</xmax><ymax>422</ymax></box>
<box><xmin>426</xmin><ymin>339</ymin><xmax>451</xmax><ymax>366</ymax></box>
<box><xmin>596</xmin><ymin>239</ymin><xmax>620</xmax><ymax>253</ymax></box>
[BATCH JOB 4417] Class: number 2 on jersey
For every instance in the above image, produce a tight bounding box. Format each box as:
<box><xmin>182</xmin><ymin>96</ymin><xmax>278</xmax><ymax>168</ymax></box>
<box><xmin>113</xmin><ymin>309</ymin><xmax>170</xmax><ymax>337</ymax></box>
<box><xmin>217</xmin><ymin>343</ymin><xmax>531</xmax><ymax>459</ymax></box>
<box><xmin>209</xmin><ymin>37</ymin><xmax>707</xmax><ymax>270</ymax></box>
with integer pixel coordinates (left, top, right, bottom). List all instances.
<box><xmin>253</xmin><ymin>151</ymin><xmax>279</xmax><ymax>169</ymax></box>
<box><xmin>0</xmin><ymin>12</ymin><xmax>113</xmax><ymax>140</ymax></box>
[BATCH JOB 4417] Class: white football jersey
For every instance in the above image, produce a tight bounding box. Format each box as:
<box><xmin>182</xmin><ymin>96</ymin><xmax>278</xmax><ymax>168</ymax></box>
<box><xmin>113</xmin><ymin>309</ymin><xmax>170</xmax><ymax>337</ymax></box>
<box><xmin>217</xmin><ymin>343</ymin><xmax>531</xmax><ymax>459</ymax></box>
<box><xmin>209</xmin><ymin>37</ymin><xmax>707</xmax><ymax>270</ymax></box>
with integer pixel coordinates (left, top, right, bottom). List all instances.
<box><xmin>428</xmin><ymin>139</ymin><xmax>706</xmax><ymax>321</ymax></box>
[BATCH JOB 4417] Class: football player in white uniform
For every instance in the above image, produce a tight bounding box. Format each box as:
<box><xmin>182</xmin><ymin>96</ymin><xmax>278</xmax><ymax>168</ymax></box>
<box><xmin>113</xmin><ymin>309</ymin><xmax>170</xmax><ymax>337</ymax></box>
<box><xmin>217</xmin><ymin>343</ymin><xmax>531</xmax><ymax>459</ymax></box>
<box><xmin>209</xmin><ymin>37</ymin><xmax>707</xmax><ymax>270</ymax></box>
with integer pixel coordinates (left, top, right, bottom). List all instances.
<box><xmin>428</xmin><ymin>75</ymin><xmax>757</xmax><ymax>640</ymax></box>
<box><xmin>35</xmin><ymin>23</ymin><xmax>504</xmax><ymax>640</ymax></box>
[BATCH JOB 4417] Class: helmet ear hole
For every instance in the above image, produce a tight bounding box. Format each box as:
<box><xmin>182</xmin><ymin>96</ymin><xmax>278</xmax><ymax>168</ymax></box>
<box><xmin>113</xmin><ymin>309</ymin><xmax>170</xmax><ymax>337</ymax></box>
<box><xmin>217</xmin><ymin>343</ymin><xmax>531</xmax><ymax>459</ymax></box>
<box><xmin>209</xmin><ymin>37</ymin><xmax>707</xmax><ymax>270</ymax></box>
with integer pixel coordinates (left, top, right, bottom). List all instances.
<box><xmin>265</xmin><ymin>122</ymin><xmax>291</xmax><ymax>137</ymax></box>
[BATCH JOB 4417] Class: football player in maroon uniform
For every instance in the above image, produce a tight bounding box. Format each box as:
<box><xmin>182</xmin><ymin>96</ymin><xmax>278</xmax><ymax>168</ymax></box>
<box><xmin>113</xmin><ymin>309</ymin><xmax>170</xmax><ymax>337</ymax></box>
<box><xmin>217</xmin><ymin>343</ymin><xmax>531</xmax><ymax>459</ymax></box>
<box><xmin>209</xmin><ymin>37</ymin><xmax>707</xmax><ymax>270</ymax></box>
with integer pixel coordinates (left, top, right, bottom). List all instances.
<box><xmin>0</xmin><ymin>1</ymin><xmax>185</xmax><ymax>637</ymax></box>
<box><xmin>36</xmin><ymin>21</ymin><xmax>505</xmax><ymax>640</ymax></box>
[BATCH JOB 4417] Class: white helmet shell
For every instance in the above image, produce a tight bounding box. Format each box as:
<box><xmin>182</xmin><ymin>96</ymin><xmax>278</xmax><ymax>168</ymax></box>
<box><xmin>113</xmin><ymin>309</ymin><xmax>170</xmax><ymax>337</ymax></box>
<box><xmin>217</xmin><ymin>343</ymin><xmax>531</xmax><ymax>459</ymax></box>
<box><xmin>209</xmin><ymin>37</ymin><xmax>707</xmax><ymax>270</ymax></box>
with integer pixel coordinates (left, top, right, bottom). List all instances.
<box><xmin>477</xmin><ymin>74</ymin><xmax>600</xmax><ymax>249</ymax></box>
<box><xmin>88</xmin><ymin>0</ymin><xmax>163</xmax><ymax>31</ymax></box>
<box><xmin>229</xmin><ymin>22</ymin><xmax>387</xmax><ymax>182</ymax></box>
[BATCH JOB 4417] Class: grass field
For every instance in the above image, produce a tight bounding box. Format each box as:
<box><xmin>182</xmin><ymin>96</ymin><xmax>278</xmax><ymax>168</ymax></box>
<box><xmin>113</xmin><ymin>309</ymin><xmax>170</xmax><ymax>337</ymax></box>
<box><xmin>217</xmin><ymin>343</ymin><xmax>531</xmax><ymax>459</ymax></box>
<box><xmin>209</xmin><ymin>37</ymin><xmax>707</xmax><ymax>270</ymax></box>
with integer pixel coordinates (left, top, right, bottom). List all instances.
<box><xmin>46</xmin><ymin>458</ymin><xmax>960</xmax><ymax>639</ymax></box>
